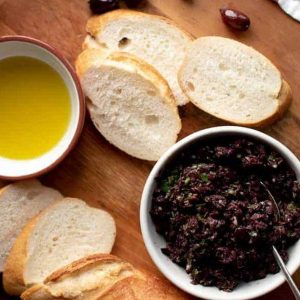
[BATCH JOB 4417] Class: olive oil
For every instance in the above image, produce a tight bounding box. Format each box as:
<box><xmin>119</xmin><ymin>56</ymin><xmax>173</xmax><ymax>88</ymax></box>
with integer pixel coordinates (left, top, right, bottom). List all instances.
<box><xmin>0</xmin><ymin>56</ymin><xmax>71</xmax><ymax>160</ymax></box>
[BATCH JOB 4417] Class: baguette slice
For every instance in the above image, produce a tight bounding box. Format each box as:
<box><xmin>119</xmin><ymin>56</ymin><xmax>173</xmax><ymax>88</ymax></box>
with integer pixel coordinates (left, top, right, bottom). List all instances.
<box><xmin>179</xmin><ymin>36</ymin><xmax>292</xmax><ymax>127</ymax></box>
<box><xmin>76</xmin><ymin>49</ymin><xmax>181</xmax><ymax>161</ymax></box>
<box><xmin>85</xmin><ymin>9</ymin><xmax>193</xmax><ymax>106</ymax></box>
<box><xmin>3</xmin><ymin>198</ymin><xmax>116</xmax><ymax>296</ymax></box>
<box><xmin>21</xmin><ymin>254</ymin><xmax>187</xmax><ymax>300</ymax></box>
<box><xmin>0</xmin><ymin>180</ymin><xmax>62</xmax><ymax>272</ymax></box>
<box><xmin>99</xmin><ymin>272</ymin><xmax>187</xmax><ymax>300</ymax></box>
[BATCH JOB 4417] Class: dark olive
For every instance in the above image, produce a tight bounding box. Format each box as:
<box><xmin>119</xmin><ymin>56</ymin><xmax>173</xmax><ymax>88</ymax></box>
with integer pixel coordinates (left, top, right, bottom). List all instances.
<box><xmin>89</xmin><ymin>0</ymin><xmax>120</xmax><ymax>14</ymax></box>
<box><xmin>124</xmin><ymin>0</ymin><xmax>144</xmax><ymax>8</ymax></box>
<box><xmin>220</xmin><ymin>8</ymin><xmax>250</xmax><ymax>31</ymax></box>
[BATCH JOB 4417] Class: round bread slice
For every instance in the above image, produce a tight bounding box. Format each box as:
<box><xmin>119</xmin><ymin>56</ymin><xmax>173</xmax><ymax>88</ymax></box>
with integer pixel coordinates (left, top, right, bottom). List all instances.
<box><xmin>3</xmin><ymin>198</ymin><xmax>116</xmax><ymax>296</ymax></box>
<box><xmin>76</xmin><ymin>49</ymin><xmax>181</xmax><ymax>161</ymax></box>
<box><xmin>179</xmin><ymin>36</ymin><xmax>292</xmax><ymax>127</ymax></box>
<box><xmin>85</xmin><ymin>9</ymin><xmax>193</xmax><ymax>106</ymax></box>
<box><xmin>0</xmin><ymin>179</ymin><xmax>62</xmax><ymax>272</ymax></box>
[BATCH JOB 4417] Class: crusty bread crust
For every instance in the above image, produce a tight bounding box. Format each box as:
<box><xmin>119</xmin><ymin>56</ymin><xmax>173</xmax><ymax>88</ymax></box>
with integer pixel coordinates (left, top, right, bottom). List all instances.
<box><xmin>75</xmin><ymin>47</ymin><xmax>109</xmax><ymax>77</ymax></box>
<box><xmin>82</xmin><ymin>35</ymin><xmax>102</xmax><ymax>51</ymax></box>
<box><xmin>21</xmin><ymin>254</ymin><xmax>186</xmax><ymax>300</ymax></box>
<box><xmin>21</xmin><ymin>284</ymin><xmax>52</xmax><ymax>300</ymax></box>
<box><xmin>253</xmin><ymin>79</ymin><xmax>292</xmax><ymax>127</ymax></box>
<box><xmin>3</xmin><ymin>216</ymin><xmax>39</xmax><ymax>296</ymax></box>
<box><xmin>100</xmin><ymin>272</ymin><xmax>188</xmax><ymax>300</ymax></box>
<box><xmin>45</xmin><ymin>254</ymin><xmax>133</xmax><ymax>283</ymax></box>
<box><xmin>86</xmin><ymin>9</ymin><xmax>194</xmax><ymax>43</ymax></box>
<box><xmin>21</xmin><ymin>254</ymin><xmax>136</xmax><ymax>300</ymax></box>
<box><xmin>0</xmin><ymin>183</ymin><xmax>10</xmax><ymax>195</ymax></box>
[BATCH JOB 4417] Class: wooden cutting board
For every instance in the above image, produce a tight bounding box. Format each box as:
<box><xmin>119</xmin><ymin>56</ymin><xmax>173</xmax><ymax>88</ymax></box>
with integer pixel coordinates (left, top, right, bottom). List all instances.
<box><xmin>0</xmin><ymin>0</ymin><xmax>300</xmax><ymax>299</ymax></box>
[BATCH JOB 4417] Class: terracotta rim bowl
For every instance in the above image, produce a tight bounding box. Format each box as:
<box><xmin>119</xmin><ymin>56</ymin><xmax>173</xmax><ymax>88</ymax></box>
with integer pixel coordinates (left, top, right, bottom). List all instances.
<box><xmin>0</xmin><ymin>35</ymin><xmax>85</xmax><ymax>180</ymax></box>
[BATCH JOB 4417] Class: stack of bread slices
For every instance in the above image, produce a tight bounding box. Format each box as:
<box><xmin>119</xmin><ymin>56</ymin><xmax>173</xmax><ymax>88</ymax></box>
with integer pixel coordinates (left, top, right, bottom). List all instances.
<box><xmin>77</xmin><ymin>9</ymin><xmax>292</xmax><ymax>162</ymax></box>
<box><xmin>0</xmin><ymin>180</ymin><xmax>185</xmax><ymax>299</ymax></box>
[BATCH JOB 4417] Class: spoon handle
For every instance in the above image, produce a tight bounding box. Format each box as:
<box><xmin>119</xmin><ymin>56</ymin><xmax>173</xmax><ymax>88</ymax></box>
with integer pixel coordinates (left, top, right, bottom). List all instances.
<box><xmin>272</xmin><ymin>246</ymin><xmax>300</xmax><ymax>300</ymax></box>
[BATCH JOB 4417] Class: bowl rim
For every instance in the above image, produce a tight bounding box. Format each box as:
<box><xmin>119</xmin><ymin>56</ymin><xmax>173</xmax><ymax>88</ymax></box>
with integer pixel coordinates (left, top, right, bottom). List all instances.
<box><xmin>0</xmin><ymin>35</ymin><xmax>85</xmax><ymax>180</ymax></box>
<box><xmin>140</xmin><ymin>126</ymin><xmax>300</xmax><ymax>300</ymax></box>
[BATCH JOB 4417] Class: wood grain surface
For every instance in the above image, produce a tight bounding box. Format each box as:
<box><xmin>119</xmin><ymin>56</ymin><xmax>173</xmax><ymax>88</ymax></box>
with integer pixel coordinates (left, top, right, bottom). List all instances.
<box><xmin>0</xmin><ymin>0</ymin><xmax>300</xmax><ymax>299</ymax></box>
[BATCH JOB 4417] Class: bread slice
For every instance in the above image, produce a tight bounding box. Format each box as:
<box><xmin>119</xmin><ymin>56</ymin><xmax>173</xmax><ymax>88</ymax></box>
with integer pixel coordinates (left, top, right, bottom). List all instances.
<box><xmin>85</xmin><ymin>9</ymin><xmax>193</xmax><ymax>106</ymax></box>
<box><xmin>76</xmin><ymin>49</ymin><xmax>181</xmax><ymax>161</ymax></box>
<box><xmin>20</xmin><ymin>254</ymin><xmax>187</xmax><ymax>300</ymax></box>
<box><xmin>99</xmin><ymin>272</ymin><xmax>187</xmax><ymax>300</ymax></box>
<box><xmin>20</xmin><ymin>255</ymin><xmax>135</xmax><ymax>300</ymax></box>
<box><xmin>0</xmin><ymin>179</ymin><xmax>62</xmax><ymax>272</ymax></box>
<box><xmin>179</xmin><ymin>36</ymin><xmax>292</xmax><ymax>127</ymax></box>
<box><xmin>3</xmin><ymin>198</ymin><xmax>116</xmax><ymax>296</ymax></box>
<box><xmin>76</xmin><ymin>47</ymin><xmax>109</xmax><ymax>78</ymax></box>
<box><xmin>83</xmin><ymin>35</ymin><xmax>101</xmax><ymax>51</ymax></box>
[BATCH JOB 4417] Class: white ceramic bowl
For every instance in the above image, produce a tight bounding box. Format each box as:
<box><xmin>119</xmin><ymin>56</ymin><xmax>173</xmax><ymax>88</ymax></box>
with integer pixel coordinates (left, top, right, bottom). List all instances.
<box><xmin>0</xmin><ymin>36</ymin><xmax>85</xmax><ymax>179</ymax></box>
<box><xmin>140</xmin><ymin>126</ymin><xmax>300</xmax><ymax>300</ymax></box>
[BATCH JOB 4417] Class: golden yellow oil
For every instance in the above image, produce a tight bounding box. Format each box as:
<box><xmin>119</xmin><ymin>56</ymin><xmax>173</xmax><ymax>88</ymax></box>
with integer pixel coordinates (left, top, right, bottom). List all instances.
<box><xmin>0</xmin><ymin>56</ymin><xmax>71</xmax><ymax>160</ymax></box>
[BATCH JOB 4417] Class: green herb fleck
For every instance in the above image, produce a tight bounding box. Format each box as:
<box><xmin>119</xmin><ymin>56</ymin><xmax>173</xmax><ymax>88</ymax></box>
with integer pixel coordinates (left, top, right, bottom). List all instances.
<box><xmin>199</xmin><ymin>239</ymin><xmax>207</xmax><ymax>247</ymax></box>
<box><xmin>196</xmin><ymin>214</ymin><xmax>206</xmax><ymax>223</ymax></box>
<box><xmin>200</xmin><ymin>173</ymin><xmax>209</xmax><ymax>182</ymax></box>
<box><xmin>161</xmin><ymin>180</ymin><xmax>170</xmax><ymax>193</ymax></box>
<box><xmin>160</xmin><ymin>168</ymin><xmax>180</xmax><ymax>193</ymax></box>
<box><xmin>184</xmin><ymin>177</ymin><xmax>191</xmax><ymax>185</ymax></box>
<box><xmin>287</xmin><ymin>202</ymin><xmax>297</xmax><ymax>211</ymax></box>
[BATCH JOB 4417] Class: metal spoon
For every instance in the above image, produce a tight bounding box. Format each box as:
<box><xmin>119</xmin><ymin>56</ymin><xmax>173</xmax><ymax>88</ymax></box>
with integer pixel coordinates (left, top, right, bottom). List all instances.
<box><xmin>260</xmin><ymin>181</ymin><xmax>300</xmax><ymax>300</ymax></box>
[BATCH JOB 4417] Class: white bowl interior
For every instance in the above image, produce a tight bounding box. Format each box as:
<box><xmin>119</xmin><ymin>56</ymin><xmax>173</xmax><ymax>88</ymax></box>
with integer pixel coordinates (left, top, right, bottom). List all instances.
<box><xmin>141</xmin><ymin>126</ymin><xmax>300</xmax><ymax>300</ymax></box>
<box><xmin>0</xmin><ymin>40</ymin><xmax>80</xmax><ymax>178</ymax></box>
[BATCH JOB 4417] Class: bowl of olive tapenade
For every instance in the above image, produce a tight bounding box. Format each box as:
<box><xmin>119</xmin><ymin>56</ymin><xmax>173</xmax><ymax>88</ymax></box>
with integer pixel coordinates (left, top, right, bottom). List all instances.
<box><xmin>140</xmin><ymin>126</ymin><xmax>300</xmax><ymax>300</ymax></box>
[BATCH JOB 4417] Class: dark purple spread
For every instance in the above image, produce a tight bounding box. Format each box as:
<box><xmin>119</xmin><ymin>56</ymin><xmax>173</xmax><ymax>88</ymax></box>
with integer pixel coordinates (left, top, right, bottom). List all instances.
<box><xmin>150</xmin><ymin>137</ymin><xmax>300</xmax><ymax>291</ymax></box>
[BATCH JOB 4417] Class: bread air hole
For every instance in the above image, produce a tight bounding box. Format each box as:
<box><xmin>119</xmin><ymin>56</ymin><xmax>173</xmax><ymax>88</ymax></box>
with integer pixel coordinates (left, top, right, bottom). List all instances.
<box><xmin>145</xmin><ymin>115</ymin><xmax>159</xmax><ymax>125</ymax></box>
<box><xmin>187</xmin><ymin>81</ymin><xmax>195</xmax><ymax>92</ymax></box>
<box><xmin>118</xmin><ymin>37</ymin><xmax>131</xmax><ymax>49</ymax></box>
<box><xmin>219</xmin><ymin>63</ymin><xmax>229</xmax><ymax>71</ymax></box>
<box><xmin>99</xmin><ymin>41</ymin><xmax>107</xmax><ymax>48</ymax></box>
<box><xmin>147</xmin><ymin>90</ymin><xmax>156</xmax><ymax>96</ymax></box>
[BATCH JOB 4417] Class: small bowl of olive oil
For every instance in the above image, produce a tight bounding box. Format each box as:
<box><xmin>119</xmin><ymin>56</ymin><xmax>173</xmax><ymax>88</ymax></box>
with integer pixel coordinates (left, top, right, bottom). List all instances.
<box><xmin>0</xmin><ymin>36</ymin><xmax>85</xmax><ymax>179</ymax></box>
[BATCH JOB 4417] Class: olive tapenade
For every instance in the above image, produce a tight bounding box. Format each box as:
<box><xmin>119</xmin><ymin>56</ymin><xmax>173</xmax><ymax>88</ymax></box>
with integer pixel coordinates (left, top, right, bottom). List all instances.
<box><xmin>150</xmin><ymin>137</ymin><xmax>300</xmax><ymax>291</ymax></box>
